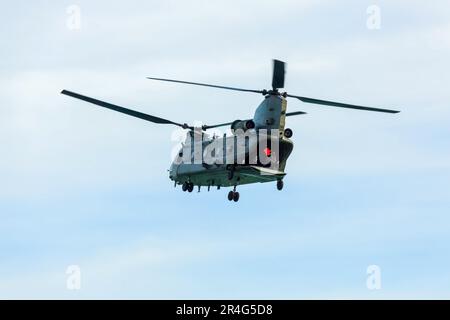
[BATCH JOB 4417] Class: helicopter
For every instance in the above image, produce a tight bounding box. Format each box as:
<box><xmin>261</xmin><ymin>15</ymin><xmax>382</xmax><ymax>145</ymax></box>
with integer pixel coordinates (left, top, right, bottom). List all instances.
<box><xmin>61</xmin><ymin>59</ymin><xmax>400</xmax><ymax>202</ymax></box>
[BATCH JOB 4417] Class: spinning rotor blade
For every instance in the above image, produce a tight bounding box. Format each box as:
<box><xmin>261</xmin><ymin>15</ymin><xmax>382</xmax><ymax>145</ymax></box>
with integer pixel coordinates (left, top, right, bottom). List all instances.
<box><xmin>146</xmin><ymin>77</ymin><xmax>264</xmax><ymax>94</ymax></box>
<box><xmin>272</xmin><ymin>59</ymin><xmax>286</xmax><ymax>90</ymax></box>
<box><xmin>286</xmin><ymin>94</ymin><xmax>400</xmax><ymax>114</ymax></box>
<box><xmin>61</xmin><ymin>90</ymin><xmax>192</xmax><ymax>129</ymax></box>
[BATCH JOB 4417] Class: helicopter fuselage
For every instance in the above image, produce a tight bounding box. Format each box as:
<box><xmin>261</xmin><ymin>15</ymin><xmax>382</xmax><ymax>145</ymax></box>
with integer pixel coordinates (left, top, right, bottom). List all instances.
<box><xmin>169</xmin><ymin>95</ymin><xmax>294</xmax><ymax>189</ymax></box>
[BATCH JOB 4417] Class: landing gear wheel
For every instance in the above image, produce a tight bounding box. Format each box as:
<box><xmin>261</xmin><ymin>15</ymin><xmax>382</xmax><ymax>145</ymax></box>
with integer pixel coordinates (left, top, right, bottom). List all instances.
<box><xmin>277</xmin><ymin>180</ymin><xmax>284</xmax><ymax>191</ymax></box>
<box><xmin>233</xmin><ymin>192</ymin><xmax>240</xmax><ymax>202</ymax></box>
<box><xmin>187</xmin><ymin>183</ymin><xmax>194</xmax><ymax>193</ymax></box>
<box><xmin>227</xmin><ymin>191</ymin><xmax>234</xmax><ymax>201</ymax></box>
<box><xmin>182</xmin><ymin>182</ymin><xmax>188</xmax><ymax>192</ymax></box>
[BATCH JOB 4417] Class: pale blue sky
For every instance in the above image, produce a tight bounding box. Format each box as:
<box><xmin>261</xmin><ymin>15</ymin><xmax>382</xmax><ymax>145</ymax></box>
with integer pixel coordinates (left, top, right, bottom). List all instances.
<box><xmin>1</xmin><ymin>0</ymin><xmax>450</xmax><ymax>299</ymax></box>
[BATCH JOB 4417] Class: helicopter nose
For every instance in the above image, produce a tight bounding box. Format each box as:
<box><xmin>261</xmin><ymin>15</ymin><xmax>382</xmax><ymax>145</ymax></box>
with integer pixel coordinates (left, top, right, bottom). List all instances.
<box><xmin>169</xmin><ymin>163</ymin><xmax>178</xmax><ymax>180</ymax></box>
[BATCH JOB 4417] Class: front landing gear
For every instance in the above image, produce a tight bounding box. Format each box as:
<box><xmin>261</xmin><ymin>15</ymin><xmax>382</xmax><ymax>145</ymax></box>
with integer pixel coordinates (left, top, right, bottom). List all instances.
<box><xmin>227</xmin><ymin>186</ymin><xmax>240</xmax><ymax>202</ymax></box>
<box><xmin>182</xmin><ymin>181</ymin><xmax>194</xmax><ymax>193</ymax></box>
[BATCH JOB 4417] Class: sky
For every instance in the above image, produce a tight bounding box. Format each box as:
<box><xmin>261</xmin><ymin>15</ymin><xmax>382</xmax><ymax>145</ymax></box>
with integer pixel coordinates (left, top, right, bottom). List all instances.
<box><xmin>1</xmin><ymin>0</ymin><xmax>450</xmax><ymax>299</ymax></box>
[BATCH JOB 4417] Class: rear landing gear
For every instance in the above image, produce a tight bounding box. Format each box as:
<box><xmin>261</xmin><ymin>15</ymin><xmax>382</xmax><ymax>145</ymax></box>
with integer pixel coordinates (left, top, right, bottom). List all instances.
<box><xmin>228</xmin><ymin>185</ymin><xmax>240</xmax><ymax>202</ymax></box>
<box><xmin>277</xmin><ymin>179</ymin><xmax>284</xmax><ymax>191</ymax></box>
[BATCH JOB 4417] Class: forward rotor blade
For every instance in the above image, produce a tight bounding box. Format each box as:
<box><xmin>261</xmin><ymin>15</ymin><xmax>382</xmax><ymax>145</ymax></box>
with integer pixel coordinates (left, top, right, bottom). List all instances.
<box><xmin>61</xmin><ymin>90</ymin><xmax>191</xmax><ymax>129</ymax></box>
<box><xmin>272</xmin><ymin>59</ymin><xmax>286</xmax><ymax>90</ymax></box>
<box><xmin>202</xmin><ymin>122</ymin><xmax>233</xmax><ymax>130</ymax></box>
<box><xmin>203</xmin><ymin>111</ymin><xmax>308</xmax><ymax>130</ymax></box>
<box><xmin>203</xmin><ymin>112</ymin><xmax>307</xmax><ymax>130</ymax></box>
<box><xmin>147</xmin><ymin>77</ymin><xmax>264</xmax><ymax>94</ymax></box>
<box><xmin>287</xmin><ymin>94</ymin><xmax>400</xmax><ymax>114</ymax></box>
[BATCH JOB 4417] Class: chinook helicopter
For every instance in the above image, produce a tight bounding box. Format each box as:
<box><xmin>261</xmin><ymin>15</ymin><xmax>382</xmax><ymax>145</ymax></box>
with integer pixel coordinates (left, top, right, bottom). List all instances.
<box><xmin>61</xmin><ymin>59</ymin><xmax>399</xmax><ymax>202</ymax></box>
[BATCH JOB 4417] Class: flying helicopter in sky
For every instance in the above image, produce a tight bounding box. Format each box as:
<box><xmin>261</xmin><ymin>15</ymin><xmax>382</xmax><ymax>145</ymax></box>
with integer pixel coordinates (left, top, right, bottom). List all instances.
<box><xmin>61</xmin><ymin>59</ymin><xmax>400</xmax><ymax>202</ymax></box>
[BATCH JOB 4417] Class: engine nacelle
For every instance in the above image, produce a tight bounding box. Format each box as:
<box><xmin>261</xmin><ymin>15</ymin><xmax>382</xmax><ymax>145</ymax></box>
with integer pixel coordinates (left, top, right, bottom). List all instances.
<box><xmin>230</xmin><ymin>119</ymin><xmax>255</xmax><ymax>132</ymax></box>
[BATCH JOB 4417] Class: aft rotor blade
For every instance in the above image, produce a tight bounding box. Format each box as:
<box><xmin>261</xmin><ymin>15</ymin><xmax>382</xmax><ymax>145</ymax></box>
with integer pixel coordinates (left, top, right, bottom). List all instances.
<box><xmin>147</xmin><ymin>77</ymin><xmax>264</xmax><ymax>94</ymax></box>
<box><xmin>272</xmin><ymin>59</ymin><xmax>286</xmax><ymax>90</ymax></box>
<box><xmin>286</xmin><ymin>111</ymin><xmax>307</xmax><ymax>117</ymax></box>
<box><xmin>61</xmin><ymin>90</ymin><xmax>191</xmax><ymax>129</ymax></box>
<box><xmin>287</xmin><ymin>94</ymin><xmax>400</xmax><ymax>114</ymax></box>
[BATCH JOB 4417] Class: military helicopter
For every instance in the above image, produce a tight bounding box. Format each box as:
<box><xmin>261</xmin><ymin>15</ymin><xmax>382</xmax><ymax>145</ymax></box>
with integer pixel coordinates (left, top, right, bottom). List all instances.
<box><xmin>61</xmin><ymin>59</ymin><xmax>399</xmax><ymax>202</ymax></box>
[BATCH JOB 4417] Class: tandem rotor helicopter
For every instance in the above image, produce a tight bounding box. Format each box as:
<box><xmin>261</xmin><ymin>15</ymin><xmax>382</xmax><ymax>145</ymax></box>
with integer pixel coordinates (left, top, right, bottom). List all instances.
<box><xmin>61</xmin><ymin>59</ymin><xmax>400</xmax><ymax>202</ymax></box>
